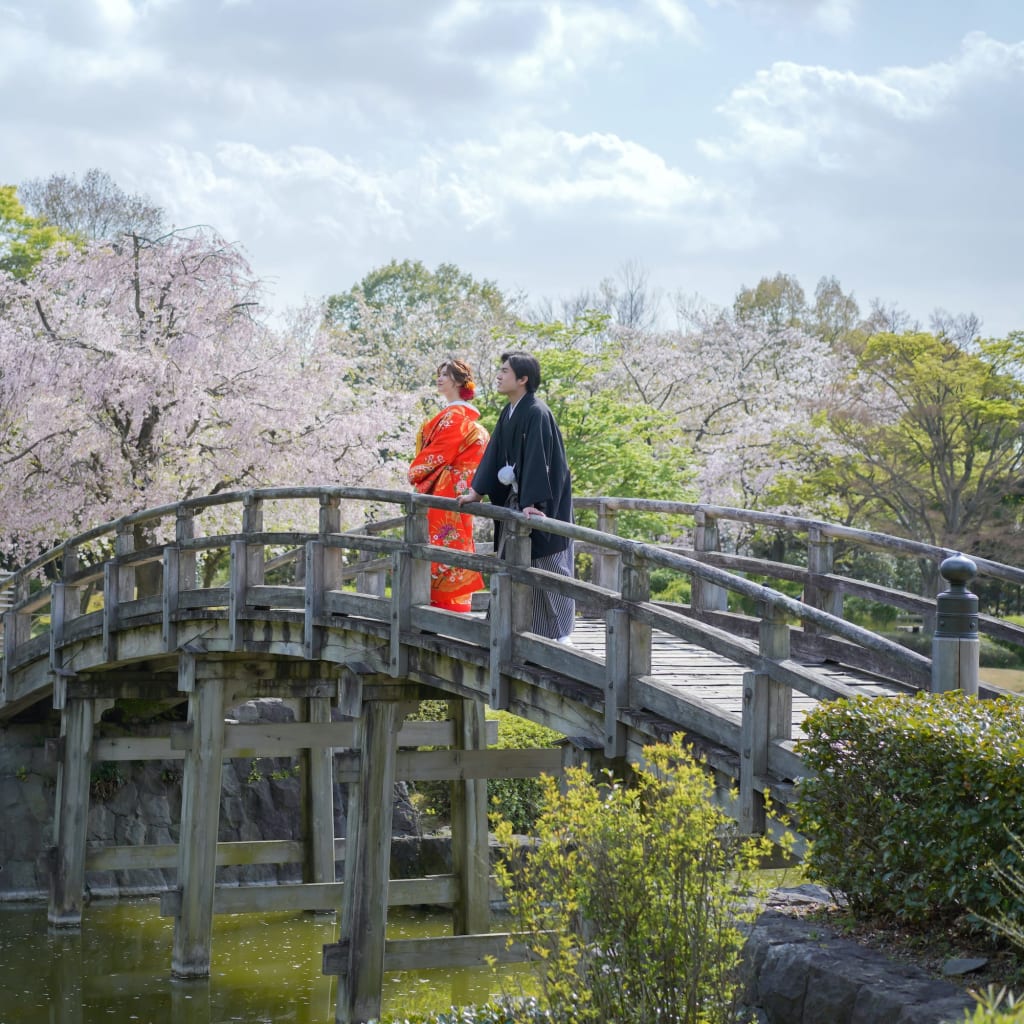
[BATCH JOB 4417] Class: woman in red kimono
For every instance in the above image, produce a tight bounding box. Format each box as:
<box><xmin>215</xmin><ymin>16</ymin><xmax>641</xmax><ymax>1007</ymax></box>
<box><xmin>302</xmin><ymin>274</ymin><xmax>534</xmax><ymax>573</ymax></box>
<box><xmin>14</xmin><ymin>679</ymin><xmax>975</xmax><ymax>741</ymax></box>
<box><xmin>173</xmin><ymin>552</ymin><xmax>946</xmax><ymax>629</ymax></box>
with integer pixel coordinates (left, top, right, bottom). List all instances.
<box><xmin>408</xmin><ymin>359</ymin><xmax>490</xmax><ymax>612</ymax></box>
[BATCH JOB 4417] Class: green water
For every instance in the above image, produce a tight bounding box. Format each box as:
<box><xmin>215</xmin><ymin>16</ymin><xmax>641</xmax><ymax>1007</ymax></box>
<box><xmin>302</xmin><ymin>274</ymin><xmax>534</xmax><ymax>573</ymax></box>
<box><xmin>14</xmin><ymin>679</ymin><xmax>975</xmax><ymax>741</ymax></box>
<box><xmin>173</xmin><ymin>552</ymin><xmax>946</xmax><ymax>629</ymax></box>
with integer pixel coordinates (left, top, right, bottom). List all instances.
<box><xmin>0</xmin><ymin>901</ymin><xmax>532</xmax><ymax>1024</ymax></box>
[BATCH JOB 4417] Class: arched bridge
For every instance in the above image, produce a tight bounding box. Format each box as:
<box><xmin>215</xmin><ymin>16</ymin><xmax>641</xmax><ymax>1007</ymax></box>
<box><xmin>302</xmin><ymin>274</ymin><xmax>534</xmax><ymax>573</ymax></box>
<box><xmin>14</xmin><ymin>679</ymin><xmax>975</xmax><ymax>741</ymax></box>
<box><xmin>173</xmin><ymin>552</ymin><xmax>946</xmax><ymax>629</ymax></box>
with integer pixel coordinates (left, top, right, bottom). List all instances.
<box><xmin>3</xmin><ymin>487</ymin><xmax>1022</xmax><ymax>1022</ymax></box>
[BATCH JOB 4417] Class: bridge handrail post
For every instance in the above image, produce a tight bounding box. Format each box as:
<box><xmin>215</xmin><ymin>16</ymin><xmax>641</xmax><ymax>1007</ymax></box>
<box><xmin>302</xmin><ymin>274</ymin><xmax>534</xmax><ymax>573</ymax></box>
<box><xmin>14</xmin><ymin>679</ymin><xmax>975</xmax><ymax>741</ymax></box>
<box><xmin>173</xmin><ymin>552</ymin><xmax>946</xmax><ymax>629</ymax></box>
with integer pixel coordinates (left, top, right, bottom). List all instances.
<box><xmin>803</xmin><ymin>525</ymin><xmax>843</xmax><ymax>632</ymax></box>
<box><xmin>242</xmin><ymin>493</ymin><xmax>266</xmax><ymax>586</ymax></box>
<box><xmin>489</xmin><ymin>520</ymin><xmax>533</xmax><ymax>710</ymax></box>
<box><xmin>305</xmin><ymin>495</ymin><xmax>345</xmax><ymax>660</ymax></box>
<box><xmin>390</xmin><ymin>503</ymin><xmax>431</xmax><ymax>677</ymax></box>
<box><xmin>228</xmin><ymin>496</ymin><xmax>267</xmax><ymax>650</ymax></box>
<box><xmin>594</xmin><ymin>500</ymin><xmax>621</xmax><ymax>592</ymax></box>
<box><xmin>50</xmin><ymin>544</ymin><xmax>84</xmax><ymax>708</ymax></box>
<box><xmin>2</xmin><ymin>575</ymin><xmax>33</xmax><ymax>705</ymax></box>
<box><xmin>605</xmin><ymin>555</ymin><xmax>652</xmax><ymax>758</ymax></box>
<box><xmin>163</xmin><ymin>508</ymin><xmax>196</xmax><ymax>652</ymax></box>
<box><xmin>740</xmin><ymin>600</ymin><xmax>792</xmax><ymax>835</ymax></box>
<box><xmin>691</xmin><ymin>510</ymin><xmax>727</xmax><ymax>613</ymax></box>
<box><xmin>102</xmin><ymin>523</ymin><xmax>136</xmax><ymax>663</ymax></box>
<box><xmin>931</xmin><ymin>555</ymin><xmax>979</xmax><ymax>695</ymax></box>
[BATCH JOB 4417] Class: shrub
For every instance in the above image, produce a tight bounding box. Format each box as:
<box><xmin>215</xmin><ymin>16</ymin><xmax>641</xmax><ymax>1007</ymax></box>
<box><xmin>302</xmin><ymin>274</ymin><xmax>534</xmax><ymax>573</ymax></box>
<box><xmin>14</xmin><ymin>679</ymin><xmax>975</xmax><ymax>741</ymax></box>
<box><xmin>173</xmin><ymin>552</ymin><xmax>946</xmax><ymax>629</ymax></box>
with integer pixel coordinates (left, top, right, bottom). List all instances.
<box><xmin>493</xmin><ymin>735</ymin><xmax>771</xmax><ymax>1024</ymax></box>
<box><xmin>487</xmin><ymin>714</ymin><xmax>561</xmax><ymax>834</ymax></box>
<box><xmin>795</xmin><ymin>692</ymin><xmax>1024</xmax><ymax>926</ymax></box>
<box><xmin>649</xmin><ymin>566</ymin><xmax>691</xmax><ymax>605</ymax></box>
<box><xmin>406</xmin><ymin>704</ymin><xmax>560</xmax><ymax>833</ymax></box>
<box><xmin>958</xmin><ymin>987</ymin><xmax>1024</xmax><ymax>1023</ymax></box>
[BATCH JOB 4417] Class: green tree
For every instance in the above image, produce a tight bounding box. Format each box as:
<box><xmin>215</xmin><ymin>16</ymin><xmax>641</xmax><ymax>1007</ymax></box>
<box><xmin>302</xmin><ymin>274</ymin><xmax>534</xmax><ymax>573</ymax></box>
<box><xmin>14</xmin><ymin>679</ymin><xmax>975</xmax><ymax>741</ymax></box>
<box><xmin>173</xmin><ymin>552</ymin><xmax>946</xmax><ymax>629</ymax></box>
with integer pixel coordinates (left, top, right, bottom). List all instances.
<box><xmin>0</xmin><ymin>185</ymin><xmax>66</xmax><ymax>277</ymax></box>
<box><xmin>326</xmin><ymin>258</ymin><xmax>510</xmax><ymax>329</ymax></box>
<box><xmin>822</xmin><ymin>330</ymin><xmax>1024</xmax><ymax>582</ymax></box>
<box><xmin>733</xmin><ymin>271</ymin><xmax>807</xmax><ymax>331</ymax></box>
<box><xmin>492</xmin><ymin>314</ymin><xmax>696</xmax><ymax>532</ymax></box>
<box><xmin>326</xmin><ymin>258</ymin><xmax>517</xmax><ymax>392</ymax></box>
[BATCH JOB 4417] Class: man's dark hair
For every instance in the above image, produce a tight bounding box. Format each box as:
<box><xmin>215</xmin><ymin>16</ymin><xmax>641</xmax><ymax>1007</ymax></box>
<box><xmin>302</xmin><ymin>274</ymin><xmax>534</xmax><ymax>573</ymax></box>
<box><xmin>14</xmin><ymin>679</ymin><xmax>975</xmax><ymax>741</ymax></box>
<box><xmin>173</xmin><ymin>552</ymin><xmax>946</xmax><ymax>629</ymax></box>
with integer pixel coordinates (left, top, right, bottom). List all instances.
<box><xmin>501</xmin><ymin>350</ymin><xmax>541</xmax><ymax>393</ymax></box>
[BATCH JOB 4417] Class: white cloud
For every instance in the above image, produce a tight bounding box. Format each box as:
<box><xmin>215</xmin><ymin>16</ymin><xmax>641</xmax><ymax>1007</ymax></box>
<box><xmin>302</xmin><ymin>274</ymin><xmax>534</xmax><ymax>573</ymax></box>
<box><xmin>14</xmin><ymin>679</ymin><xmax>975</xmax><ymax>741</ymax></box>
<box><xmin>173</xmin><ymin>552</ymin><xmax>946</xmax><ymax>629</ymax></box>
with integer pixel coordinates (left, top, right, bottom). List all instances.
<box><xmin>698</xmin><ymin>32</ymin><xmax>1024</xmax><ymax>169</ymax></box>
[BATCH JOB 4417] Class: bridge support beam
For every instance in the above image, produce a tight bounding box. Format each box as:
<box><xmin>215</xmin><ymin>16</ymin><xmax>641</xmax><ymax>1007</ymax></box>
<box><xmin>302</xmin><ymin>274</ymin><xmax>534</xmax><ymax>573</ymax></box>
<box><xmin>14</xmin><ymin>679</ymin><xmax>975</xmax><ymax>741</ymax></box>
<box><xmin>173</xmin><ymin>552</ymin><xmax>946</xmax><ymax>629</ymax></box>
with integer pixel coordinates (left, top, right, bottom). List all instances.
<box><xmin>449</xmin><ymin>697</ymin><xmax>490</xmax><ymax>936</ymax></box>
<box><xmin>331</xmin><ymin>697</ymin><xmax>402</xmax><ymax>1024</ymax></box>
<box><xmin>304</xmin><ymin>695</ymin><xmax>337</xmax><ymax>889</ymax></box>
<box><xmin>740</xmin><ymin>603</ymin><xmax>792</xmax><ymax>836</ymax></box>
<box><xmin>172</xmin><ymin>671</ymin><xmax>226</xmax><ymax>978</ymax></box>
<box><xmin>48</xmin><ymin>697</ymin><xmax>95</xmax><ymax>927</ymax></box>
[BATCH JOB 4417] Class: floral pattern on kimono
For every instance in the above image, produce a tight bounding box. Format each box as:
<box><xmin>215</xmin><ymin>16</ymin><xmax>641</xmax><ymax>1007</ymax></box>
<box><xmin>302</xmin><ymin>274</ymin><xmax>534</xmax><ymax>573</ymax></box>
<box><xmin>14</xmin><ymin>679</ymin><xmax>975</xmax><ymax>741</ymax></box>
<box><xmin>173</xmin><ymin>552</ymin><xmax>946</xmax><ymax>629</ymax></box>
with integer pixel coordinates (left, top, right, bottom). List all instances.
<box><xmin>408</xmin><ymin>402</ymin><xmax>490</xmax><ymax>612</ymax></box>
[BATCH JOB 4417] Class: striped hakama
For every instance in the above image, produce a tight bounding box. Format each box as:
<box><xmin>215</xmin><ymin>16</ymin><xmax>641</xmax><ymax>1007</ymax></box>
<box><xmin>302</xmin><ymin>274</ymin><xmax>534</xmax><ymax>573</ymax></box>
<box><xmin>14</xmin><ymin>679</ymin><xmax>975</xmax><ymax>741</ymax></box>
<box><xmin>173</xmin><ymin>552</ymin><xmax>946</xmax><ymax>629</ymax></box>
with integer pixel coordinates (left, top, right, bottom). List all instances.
<box><xmin>531</xmin><ymin>543</ymin><xmax>576</xmax><ymax>640</ymax></box>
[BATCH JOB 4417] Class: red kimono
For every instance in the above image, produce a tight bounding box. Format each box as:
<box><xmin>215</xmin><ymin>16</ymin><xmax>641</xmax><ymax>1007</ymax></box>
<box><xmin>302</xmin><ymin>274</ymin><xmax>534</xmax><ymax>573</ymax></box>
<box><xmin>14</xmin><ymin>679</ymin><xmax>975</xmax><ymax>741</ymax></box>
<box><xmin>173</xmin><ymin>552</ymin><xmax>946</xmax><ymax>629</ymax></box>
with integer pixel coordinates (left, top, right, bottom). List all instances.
<box><xmin>408</xmin><ymin>402</ymin><xmax>490</xmax><ymax>612</ymax></box>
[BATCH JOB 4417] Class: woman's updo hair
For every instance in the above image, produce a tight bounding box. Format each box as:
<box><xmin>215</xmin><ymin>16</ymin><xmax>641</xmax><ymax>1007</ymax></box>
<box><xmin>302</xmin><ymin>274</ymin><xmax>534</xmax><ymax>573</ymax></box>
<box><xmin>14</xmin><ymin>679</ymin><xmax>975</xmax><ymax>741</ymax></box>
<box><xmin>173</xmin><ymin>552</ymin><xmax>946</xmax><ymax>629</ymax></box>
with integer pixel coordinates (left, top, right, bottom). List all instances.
<box><xmin>440</xmin><ymin>358</ymin><xmax>476</xmax><ymax>401</ymax></box>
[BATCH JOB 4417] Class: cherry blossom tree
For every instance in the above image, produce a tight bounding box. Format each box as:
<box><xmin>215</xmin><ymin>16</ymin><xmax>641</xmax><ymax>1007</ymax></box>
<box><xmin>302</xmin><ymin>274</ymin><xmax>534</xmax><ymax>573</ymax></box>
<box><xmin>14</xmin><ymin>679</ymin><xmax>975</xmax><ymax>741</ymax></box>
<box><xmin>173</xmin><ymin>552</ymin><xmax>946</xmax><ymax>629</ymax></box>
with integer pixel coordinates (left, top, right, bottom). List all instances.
<box><xmin>0</xmin><ymin>229</ymin><xmax>414</xmax><ymax>559</ymax></box>
<box><xmin>607</xmin><ymin>311</ymin><xmax>850</xmax><ymax>516</ymax></box>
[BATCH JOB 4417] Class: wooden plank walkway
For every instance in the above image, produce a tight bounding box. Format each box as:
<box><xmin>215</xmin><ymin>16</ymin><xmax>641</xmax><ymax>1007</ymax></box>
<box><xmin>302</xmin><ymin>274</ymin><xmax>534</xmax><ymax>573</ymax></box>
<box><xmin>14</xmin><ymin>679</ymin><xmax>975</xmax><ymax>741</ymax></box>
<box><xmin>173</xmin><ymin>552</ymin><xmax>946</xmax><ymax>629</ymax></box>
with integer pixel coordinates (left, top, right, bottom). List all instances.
<box><xmin>569</xmin><ymin>617</ymin><xmax>899</xmax><ymax>737</ymax></box>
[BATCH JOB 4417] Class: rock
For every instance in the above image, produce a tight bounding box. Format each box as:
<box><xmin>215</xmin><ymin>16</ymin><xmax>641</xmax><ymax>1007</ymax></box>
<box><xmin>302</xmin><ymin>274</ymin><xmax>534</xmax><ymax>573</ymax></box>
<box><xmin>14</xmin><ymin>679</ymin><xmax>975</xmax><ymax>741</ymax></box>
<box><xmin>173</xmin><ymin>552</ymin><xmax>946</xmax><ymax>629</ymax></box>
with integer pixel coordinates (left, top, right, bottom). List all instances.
<box><xmin>741</xmin><ymin>909</ymin><xmax>976</xmax><ymax>1024</ymax></box>
<box><xmin>941</xmin><ymin>957</ymin><xmax>988</xmax><ymax>976</ymax></box>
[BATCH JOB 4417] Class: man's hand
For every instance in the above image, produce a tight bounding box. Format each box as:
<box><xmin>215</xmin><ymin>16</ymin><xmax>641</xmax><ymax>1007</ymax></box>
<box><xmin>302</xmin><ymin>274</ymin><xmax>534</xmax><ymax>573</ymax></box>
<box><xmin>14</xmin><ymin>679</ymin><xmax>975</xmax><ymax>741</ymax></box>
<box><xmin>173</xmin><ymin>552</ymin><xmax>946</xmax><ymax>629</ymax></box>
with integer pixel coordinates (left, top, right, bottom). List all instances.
<box><xmin>457</xmin><ymin>488</ymin><xmax>481</xmax><ymax>506</ymax></box>
<box><xmin>521</xmin><ymin>506</ymin><xmax>546</xmax><ymax>518</ymax></box>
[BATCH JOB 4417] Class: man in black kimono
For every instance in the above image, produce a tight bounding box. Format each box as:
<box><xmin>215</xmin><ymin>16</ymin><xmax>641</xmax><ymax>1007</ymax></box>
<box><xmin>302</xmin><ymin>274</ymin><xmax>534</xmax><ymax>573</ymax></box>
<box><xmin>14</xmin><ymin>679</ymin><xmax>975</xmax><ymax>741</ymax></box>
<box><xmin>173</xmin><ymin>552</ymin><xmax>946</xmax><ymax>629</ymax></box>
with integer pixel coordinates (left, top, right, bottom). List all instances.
<box><xmin>458</xmin><ymin>350</ymin><xmax>575</xmax><ymax>641</ymax></box>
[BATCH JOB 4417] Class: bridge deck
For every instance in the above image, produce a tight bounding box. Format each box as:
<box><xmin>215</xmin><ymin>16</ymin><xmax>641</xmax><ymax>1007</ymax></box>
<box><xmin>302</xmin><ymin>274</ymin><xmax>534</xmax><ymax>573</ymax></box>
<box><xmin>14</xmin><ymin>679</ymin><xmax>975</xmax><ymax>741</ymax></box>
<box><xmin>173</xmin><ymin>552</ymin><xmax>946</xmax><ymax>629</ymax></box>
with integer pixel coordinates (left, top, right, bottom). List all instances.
<box><xmin>570</xmin><ymin>617</ymin><xmax>899</xmax><ymax>736</ymax></box>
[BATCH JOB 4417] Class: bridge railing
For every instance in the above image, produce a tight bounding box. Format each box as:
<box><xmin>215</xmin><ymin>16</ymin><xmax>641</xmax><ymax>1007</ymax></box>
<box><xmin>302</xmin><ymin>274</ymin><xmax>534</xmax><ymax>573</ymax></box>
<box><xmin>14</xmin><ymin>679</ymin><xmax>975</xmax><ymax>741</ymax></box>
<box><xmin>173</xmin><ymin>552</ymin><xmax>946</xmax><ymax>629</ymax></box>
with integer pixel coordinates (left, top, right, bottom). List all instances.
<box><xmin>0</xmin><ymin>488</ymin><xmax>1009</xmax><ymax>837</ymax></box>
<box><xmin>0</xmin><ymin>489</ymin><xmax>1007</xmax><ymax>770</ymax></box>
<box><xmin>575</xmin><ymin>496</ymin><xmax>1024</xmax><ymax>654</ymax></box>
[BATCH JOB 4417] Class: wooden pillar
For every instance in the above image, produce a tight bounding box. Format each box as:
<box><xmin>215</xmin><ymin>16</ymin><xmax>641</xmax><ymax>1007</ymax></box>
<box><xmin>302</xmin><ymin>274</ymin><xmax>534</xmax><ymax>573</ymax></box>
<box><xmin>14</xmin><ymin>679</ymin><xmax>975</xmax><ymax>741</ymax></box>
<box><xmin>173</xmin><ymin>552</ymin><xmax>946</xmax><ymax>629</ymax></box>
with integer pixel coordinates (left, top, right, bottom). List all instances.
<box><xmin>804</xmin><ymin>525</ymin><xmax>843</xmax><ymax>633</ymax></box>
<box><xmin>332</xmin><ymin>698</ymin><xmax>401</xmax><ymax>1024</ymax></box>
<box><xmin>48</xmin><ymin>697</ymin><xmax>95</xmax><ymax>927</ymax></box>
<box><xmin>488</xmin><ymin>521</ymin><xmax>532</xmax><ymax>710</ymax></box>
<box><xmin>390</xmin><ymin>504</ymin><xmax>431</xmax><ymax>678</ymax></box>
<box><xmin>102</xmin><ymin>523</ymin><xmax>136</xmax><ymax>664</ymax></box>
<box><xmin>739</xmin><ymin>602</ymin><xmax>791</xmax><ymax>835</ymax></box>
<box><xmin>172</xmin><ymin>672</ymin><xmax>226</xmax><ymax>978</ymax></box>
<box><xmin>605</xmin><ymin>556</ymin><xmax>651</xmax><ymax>759</ymax></box>
<box><xmin>163</xmin><ymin>507</ymin><xmax>196</xmax><ymax>652</ymax></box>
<box><xmin>691</xmin><ymin>511</ymin><xmax>727</xmax><ymax>613</ymax></box>
<box><xmin>304</xmin><ymin>695</ymin><xmax>337</xmax><ymax>888</ymax></box>
<box><xmin>449</xmin><ymin>698</ymin><xmax>490</xmax><ymax>936</ymax></box>
<box><xmin>594</xmin><ymin>500</ymin><xmax>621</xmax><ymax>592</ymax></box>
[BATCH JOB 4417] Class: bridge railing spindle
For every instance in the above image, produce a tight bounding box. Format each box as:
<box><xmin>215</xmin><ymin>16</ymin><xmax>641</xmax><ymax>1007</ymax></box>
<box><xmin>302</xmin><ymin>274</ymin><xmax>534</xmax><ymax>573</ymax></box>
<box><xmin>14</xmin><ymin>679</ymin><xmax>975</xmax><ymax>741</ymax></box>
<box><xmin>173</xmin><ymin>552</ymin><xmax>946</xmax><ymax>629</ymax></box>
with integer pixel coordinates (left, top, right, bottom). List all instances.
<box><xmin>228</xmin><ymin>496</ymin><xmax>265</xmax><ymax>650</ymax></box>
<box><xmin>594</xmin><ymin>500</ymin><xmax>621</xmax><ymax>592</ymax></box>
<box><xmin>50</xmin><ymin>544</ymin><xmax>83</xmax><ymax>709</ymax></box>
<box><xmin>390</xmin><ymin>502</ymin><xmax>431</xmax><ymax>677</ymax></box>
<box><xmin>163</xmin><ymin>507</ymin><xmax>196</xmax><ymax>652</ymax></box>
<box><xmin>691</xmin><ymin>510</ymin><xmax>727</xmax><ymax>614</ymax></box>
<box><xmin>605</xmin><ymin>555</ymin><xmax>651</xmax><ymax>759</ymax></box>
<box><xmin>803</xmin><ymin>525</ymin><xmax>843</xmax><ymax>633</ymax></box>
<box><xmin>102</xmin><ymin>523</ymin><xmax>136</xmax><ymax>664</ymax></box>
<box><xmin>489</xmin><ymin>520</ymin><xmax>532</xmax><ymax>710</ymax></box>
<box><xmin>306</xmin><ymin>495</ymin><xmax>343</xmax><ymax>660</ymax></box>
<box><xmin>740</xmin><ymin>600</ymin><xmax>792</xmax><ymax>835</ymax></box>
<box><xmin>2</xmin><ymin>575</ymin><xmax>32</xmax><ymax>705</ymax></box>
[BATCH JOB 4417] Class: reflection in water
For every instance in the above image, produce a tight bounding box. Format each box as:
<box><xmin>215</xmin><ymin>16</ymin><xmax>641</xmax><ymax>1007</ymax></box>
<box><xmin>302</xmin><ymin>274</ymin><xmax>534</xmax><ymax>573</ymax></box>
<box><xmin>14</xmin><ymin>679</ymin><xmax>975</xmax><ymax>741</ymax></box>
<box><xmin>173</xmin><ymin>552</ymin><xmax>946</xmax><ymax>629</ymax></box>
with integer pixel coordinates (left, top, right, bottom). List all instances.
<box><xmin>0</xmin><ymin>901</ymin><xmax>533</xmax><ymax>1024</ymax></box>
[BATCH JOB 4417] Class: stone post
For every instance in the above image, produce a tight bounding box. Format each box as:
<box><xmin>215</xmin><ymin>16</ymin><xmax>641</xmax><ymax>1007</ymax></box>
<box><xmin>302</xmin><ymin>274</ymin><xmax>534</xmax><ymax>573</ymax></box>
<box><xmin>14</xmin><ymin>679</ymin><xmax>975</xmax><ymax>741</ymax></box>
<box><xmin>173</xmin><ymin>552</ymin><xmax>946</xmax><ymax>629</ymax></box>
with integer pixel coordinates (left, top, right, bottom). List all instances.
<box><xmin>931</xmin><ymin>555</ymin><xmax>979</xmax><ymax>695</ymax></box>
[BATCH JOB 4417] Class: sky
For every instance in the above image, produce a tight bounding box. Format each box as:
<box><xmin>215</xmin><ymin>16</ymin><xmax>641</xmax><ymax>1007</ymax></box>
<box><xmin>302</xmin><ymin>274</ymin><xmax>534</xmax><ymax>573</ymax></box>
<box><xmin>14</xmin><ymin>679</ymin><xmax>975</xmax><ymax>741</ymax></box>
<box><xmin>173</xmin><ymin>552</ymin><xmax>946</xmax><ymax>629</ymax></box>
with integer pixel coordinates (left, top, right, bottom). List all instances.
<box><xmin>2</xmin><ymin>0</ymin><xmax>1023</xmax><ymax>336</ymax></box>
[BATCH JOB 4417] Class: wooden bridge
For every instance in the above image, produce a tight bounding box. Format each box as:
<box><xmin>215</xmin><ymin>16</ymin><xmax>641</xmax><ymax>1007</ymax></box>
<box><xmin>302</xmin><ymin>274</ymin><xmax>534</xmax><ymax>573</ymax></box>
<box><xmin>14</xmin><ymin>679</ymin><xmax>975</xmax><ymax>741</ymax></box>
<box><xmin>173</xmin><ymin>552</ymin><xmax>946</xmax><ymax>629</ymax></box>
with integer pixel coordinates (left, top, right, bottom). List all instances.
<box><xmin>2</xmin><ymin>487</ymin><xmax>1022</xmax><ymax>1023</ymax></box>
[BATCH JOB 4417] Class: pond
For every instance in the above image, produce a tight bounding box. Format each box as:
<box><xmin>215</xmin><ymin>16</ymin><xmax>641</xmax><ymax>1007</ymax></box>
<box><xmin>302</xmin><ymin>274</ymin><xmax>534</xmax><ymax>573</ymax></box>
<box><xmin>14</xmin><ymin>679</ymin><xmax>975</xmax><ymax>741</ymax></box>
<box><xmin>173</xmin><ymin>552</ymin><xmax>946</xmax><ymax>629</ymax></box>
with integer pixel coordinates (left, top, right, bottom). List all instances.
<box><xmin>0</xmin><ymin>901</ymin><xmax>533</xmax><ymax>1023</ymax></box>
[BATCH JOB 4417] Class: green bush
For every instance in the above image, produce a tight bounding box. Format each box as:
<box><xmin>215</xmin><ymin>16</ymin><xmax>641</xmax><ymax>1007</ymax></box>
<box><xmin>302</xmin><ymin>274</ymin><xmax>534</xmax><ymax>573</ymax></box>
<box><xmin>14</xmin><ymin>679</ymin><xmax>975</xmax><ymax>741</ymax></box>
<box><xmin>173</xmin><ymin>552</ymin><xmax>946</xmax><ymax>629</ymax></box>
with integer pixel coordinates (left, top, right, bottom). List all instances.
<box><xmin>795</xmin><ymin>692</ymin><xmax>1024</xmax><ymax>926</ymax></box>
<box><xmin>880</xmin><ymin>630</ymin><xmax>1024</xmax><ymax>669</ymax></box>
<box><xmin>493</xmin><ymin>736</ymin><xmax>771</xmax><ymax>1024</ymax></box>
<box><xmin>488</xmin><ymin>714</ymin><xmax>561</xmax><ymax>834</ymax></box>
<box><xmin>406</xmin><ymin>704</ymin><xmax>560</xmax><ymax>833</ymax></box>
<box><xmin>649</xmin><ymin>566</ymin><xmax>691</xmax><ymax>605</ymax></box>
<box><xmin>957</xmin><ymin>987</ymin><xmax>1024</xmax><ymax>1022</ymax></box>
